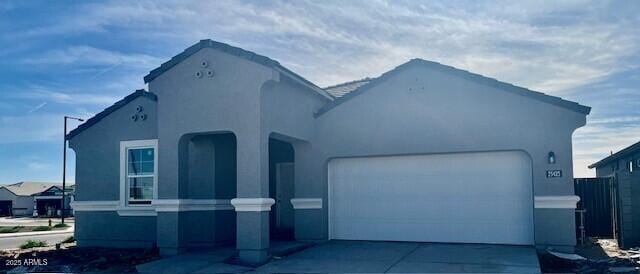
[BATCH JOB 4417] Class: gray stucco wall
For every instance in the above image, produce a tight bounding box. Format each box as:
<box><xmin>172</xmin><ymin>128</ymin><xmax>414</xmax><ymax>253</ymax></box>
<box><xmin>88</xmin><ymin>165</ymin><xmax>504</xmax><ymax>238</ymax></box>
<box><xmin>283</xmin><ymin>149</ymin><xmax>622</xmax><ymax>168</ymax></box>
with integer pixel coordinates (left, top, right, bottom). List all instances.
<box><xmin>149</xmin><ymin>47</ymin><xmax>281</xmax><ymax>253</ymax></box>
<box><xmin>298</xmin><ymin>64</ymin><xmax>585</xmax><ymax>248</ymax></box>
<box><xmin>13</xmin><ymin>196</ymin><xmax>34</xmax><ymax>216</ymax></box>
<box><xmin>69</xmin><ymin>96</ymin><xmax>158</xmax><ymax>201</ymax></box>
<box><xmin>0</xmin><ymin>189</ymin><xmax>34</xmax><ymax>216</ymax></box>
<box><xmin>69</xmin><ymin>45</ymin><xmax>587</xmax><ymax>253</ymax></box>
<box><xmin>149</xmin><ymin>47</ymin><xmax>275</xmax><ymax>199</ymax></box>
<box><xmin>0</xmin><ymin>188</ymin><xmax>15</xmax><ymax>206</ymax></box>
<box><xmin>69</xmin><ymin>95</ymin><xmax>158</xmax><ymax>247</ymax></box>
<box><xmin>75</xmin><ymin>212</ymin><xmax>156</xmax><ymax>248</ymax></box>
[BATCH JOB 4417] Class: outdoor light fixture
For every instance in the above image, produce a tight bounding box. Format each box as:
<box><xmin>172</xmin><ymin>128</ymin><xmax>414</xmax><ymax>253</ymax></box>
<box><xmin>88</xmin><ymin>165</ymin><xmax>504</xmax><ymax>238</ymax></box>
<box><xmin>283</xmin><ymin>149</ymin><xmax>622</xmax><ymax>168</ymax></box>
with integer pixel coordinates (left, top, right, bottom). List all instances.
<box><xmin>548</xmin><ymin>151</ymin><xmax>556</xmax><ymax>164</ymax></box>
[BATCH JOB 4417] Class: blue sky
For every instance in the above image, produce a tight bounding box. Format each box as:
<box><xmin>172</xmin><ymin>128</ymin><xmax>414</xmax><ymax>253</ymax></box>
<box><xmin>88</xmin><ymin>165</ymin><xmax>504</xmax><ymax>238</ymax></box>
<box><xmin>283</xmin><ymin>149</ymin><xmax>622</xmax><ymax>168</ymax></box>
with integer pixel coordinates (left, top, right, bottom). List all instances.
<box><xmin>0</xmin><ymin>0</ymin><xmax>639</xmax><ymax>183</ymax></box>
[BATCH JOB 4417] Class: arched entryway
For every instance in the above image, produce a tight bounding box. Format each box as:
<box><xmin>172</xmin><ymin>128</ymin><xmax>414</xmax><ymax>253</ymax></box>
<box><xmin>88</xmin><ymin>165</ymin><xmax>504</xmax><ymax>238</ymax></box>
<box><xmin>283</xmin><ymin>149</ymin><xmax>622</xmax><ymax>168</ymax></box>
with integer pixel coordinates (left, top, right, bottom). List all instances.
<box><xmin>178</xmin><ymin>132</ymin><xmax>237</xmax><ymax>247</ymax></box>
<box><xmin>268</xmin><ymin>136</ymin><xmax>295</xmax><ymax>240</ymax></box>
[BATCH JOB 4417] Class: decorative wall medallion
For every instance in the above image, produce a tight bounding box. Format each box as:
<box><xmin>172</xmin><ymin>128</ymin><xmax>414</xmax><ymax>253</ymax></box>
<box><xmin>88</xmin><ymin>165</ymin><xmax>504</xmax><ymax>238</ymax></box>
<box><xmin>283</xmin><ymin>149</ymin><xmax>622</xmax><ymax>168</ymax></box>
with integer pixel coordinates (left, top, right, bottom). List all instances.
<box><xmin>131</xmin><ymin>105</ymin><xmax>148</xmax><ymax>123</ymax></box>
<box><xmin>195</xmin><ymin>60</ymin><xmax>214</xmax><ymax>79</ymax></box>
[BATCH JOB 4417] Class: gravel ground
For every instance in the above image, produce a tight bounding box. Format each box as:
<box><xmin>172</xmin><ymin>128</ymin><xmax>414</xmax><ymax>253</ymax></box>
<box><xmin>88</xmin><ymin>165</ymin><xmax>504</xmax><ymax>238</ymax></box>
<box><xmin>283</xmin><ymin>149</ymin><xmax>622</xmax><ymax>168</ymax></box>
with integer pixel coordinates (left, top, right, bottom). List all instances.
<box><xmin>0</xmin><ymin>232</ymin><xmax>73</xmax><ymax>250</ymax></box>
<box><xmin>539</xmin><ymin>238</ymin><xmax>640</xmax><ymax>273</ymax></box>
<box><xmin>0</xmin><ymin>244</ymin><xmax>159</xmax><ymax>273</ymax></box>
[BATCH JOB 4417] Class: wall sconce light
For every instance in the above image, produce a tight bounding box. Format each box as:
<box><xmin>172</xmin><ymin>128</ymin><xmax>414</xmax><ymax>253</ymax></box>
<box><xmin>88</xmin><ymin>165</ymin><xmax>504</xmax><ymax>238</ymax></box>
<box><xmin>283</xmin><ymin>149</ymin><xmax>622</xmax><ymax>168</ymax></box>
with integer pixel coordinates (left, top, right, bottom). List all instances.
<box><xmin>548</xmin><ymin>151</ymin><xmax>556</xmax><ymax>164</ymax></box>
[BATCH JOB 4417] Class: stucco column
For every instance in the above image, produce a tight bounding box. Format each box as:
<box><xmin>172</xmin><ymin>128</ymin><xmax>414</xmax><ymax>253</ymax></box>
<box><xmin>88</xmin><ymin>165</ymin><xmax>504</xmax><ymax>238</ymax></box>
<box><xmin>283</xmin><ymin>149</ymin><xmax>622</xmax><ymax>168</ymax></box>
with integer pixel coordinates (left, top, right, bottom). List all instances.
<box><xmin>155</xmin><ymin>136</ymin><xmax>188</xmax><ymax>256</ymax></box>
<box><xmin>292</xmin><ymin>142</ymin><xmax>326</xmax><ymax>241</ymax></box>
<box><xmin>232</xmin><ymin>133</ymin><xmax>273</xmax><ymax>265</ymax></box>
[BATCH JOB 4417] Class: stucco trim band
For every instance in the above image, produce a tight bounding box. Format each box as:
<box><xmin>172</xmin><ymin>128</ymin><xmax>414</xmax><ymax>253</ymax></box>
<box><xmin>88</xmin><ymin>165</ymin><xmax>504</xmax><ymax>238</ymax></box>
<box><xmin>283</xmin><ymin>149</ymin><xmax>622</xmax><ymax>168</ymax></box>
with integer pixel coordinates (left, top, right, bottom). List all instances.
<box><xmin>230</xmin><ymin>198</ymin><xmax>275</xmax><ymax>212</ymax></box>
<box><xmin>71</xmin><ymin>201</ymin><xmax>120</xmax><ymax>211</ymax></box>
<box><xmin>71</xmin><ymin>199</ymin><xmax>234</xmax><ymax>215</ymax></box>
<box><xmin>153</xmin><ymin>199</ymin><xmax>233</xmax><ymax>212</ymax></box>
<box><xmin>534</xmin><ymin>195</ymin><xmax>580</xmax><ymax>209</ymax></box>
<box><xmin>34</xmin><ymin>196</ymin><xmax>63</xmax><ymax>200</ymax></box>
<box><xmin>290</xmin><ymin>198</ymin><xmax>323</xmax><ymax>209</ymax></box>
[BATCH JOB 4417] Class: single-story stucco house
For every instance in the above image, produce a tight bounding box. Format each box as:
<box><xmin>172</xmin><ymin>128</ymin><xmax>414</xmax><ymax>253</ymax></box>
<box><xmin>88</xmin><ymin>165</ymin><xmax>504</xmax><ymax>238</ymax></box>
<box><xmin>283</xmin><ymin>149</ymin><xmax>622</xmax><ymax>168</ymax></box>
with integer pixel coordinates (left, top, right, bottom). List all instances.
<box><xmin>589</xmin><ymin>140</ymin><xmax>640</xmax><ymax>248</ymax></box>
<box><xmin>0</xmin><ymin>182</ymin><xmax>59</xmax><ymax>216</ymax></box>
<box><xmin>69</xmin><ymin>39</ymin><xmax>590</xmax><ymax>264</ymax></box>
<box><xmin>33</xmin><ymin>185</ymin><xmax>75</xmax><ymax>217</ymax></box>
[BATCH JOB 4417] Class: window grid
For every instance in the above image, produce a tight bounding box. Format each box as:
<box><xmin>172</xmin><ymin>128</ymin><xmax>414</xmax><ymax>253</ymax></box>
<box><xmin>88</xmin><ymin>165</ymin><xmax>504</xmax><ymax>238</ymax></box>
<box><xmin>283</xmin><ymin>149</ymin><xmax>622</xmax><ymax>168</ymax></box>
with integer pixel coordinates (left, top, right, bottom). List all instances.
<box><xmin>126</xmin><ymin>147</ymin><xmax>154</xmax><ymax>205</ymax></box>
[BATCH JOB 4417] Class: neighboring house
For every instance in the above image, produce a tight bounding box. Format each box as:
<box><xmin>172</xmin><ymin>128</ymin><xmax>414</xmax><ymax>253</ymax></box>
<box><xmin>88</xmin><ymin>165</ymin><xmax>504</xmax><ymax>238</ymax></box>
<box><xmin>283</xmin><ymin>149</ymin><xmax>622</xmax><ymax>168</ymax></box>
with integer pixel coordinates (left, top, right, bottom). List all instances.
<box><xmin>33</xmin><ymin>185</ymin><xmax>74</xmax><ymax>217</ymax></box>
<box><xmin>589</xmin><ymin>141</ymin><xmax>640</xmax><ymax>248</ymax></box>
<box><xmin>68</xmin><ymin>39</ymin><xmax>590</xmax><ymax>264</ymax></box>
<box><xmin>0</xmin><ymin>182</ymin><xmax>58</xmax><ymax>216</ymax></box>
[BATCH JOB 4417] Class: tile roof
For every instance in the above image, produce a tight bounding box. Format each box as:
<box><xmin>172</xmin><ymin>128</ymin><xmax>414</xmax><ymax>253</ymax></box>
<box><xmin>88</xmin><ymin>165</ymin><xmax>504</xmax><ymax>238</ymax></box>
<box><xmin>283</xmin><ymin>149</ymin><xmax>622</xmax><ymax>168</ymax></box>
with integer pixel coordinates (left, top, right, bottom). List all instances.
<box><xmin>1</xmin><ymin>182</ymin><xmax>59</xmax><ymax>196</ymax></box>
<box><xmin>324</xmin><ymin>78</ymin><xmax>371</xmax><ymax>98</ymax></box>
<box><xmin>66</xmin><ymin>89</ymin><xmax>157</xmax><ymax>140</ymax></box>
<box><xmin>316</xmin><ymin>58</ymin><xmax>591</xmax><ymax>116</ymax></box>
<box><xmin>589</xmin><ymin>140</ymin><xmax>640</xmax><ymax>169</ymax></box>
<box><xmin>144</xmin><ymin>39</ymin><xmax>332</xmax><ymax>99</ymax></box>
<box><xmin>36</xmin><ymin>185</ymin><xmax>74</xmax><ymax>196</ymax></box>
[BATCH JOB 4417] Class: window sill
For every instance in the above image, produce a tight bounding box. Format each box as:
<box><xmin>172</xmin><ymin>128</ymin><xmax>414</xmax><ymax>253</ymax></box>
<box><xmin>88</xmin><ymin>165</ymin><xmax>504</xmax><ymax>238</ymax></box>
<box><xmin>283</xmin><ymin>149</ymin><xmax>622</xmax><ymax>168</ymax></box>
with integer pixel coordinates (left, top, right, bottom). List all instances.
<box><xmin>116</xmin><ymin>206</ymin><xmax>157</xmax><ymax>216</ymax></box>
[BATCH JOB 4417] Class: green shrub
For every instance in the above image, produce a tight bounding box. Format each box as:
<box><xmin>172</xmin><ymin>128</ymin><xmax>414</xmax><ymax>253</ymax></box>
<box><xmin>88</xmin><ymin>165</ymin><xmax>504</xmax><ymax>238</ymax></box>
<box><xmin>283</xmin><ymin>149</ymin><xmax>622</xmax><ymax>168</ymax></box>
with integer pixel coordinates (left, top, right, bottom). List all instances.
<box><xmin>0</xmin><ymin>226</ymin><xmax>23</xmax><ymax>233</ymax></box>
<box><xmin>32</xmin><ymin>226</ymin><xmax>52</xmax><ymax>231</ymax></box>
<box><xmin>20</xmin><ymin>240</ymin><xmax>47</xmax><ymax>249</ymax></box>
<box><xmin>61</xmin><ymin>236</ymin><xmax>75</xmax><ymax>243</ymax></box>
<box><xmin>53</xmin><ymin>223</ymin><xmax>69</xmax><ymax>228</ymax></box>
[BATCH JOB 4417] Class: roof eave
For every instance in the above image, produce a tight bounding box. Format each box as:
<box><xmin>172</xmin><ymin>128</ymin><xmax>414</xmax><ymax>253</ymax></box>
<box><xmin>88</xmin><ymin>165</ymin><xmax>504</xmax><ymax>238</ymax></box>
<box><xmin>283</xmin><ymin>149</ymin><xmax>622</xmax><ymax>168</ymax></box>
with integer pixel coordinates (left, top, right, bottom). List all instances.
<box><xmin>66</xmin><ymin>90</ymin><xmax>157</xmax><ymax>140</ymax></box>
<box><xmin>0</xmin><ymin>187</ymin><xmax>18</xmax><ymax>196</ymax></box>
<box><xmin>274</xmin><ymin>67</ymin><xmax>334</xmax><ymax>100</ymax></box>
<box><xmin>589</xmin><ymin>141</ymin><xmax>640</xmax><ymax>169</ymax></box>
<box><xmin>144</xmin><ymin>39</ymin><xmax>333</xmax><ymax>100</ymax></box>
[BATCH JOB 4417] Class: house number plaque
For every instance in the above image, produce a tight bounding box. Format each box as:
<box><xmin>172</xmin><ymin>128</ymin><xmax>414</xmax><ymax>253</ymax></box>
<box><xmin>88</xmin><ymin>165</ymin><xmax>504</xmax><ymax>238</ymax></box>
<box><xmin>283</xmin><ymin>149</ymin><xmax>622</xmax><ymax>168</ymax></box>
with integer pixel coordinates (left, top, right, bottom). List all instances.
<box><xmin>546</xmin><ymin>170</ymin><xmax>562</xmax><ymax>178</ymax></box>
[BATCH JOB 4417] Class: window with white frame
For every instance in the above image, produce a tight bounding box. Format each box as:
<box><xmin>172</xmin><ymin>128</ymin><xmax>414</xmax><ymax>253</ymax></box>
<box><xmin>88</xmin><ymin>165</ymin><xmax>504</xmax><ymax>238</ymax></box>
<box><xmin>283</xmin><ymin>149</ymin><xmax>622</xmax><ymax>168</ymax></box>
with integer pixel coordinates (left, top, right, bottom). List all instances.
<box><xmin>121</xmin><ymin>140</ymin><xmax>157</xmax><ymax>206</ymax></box>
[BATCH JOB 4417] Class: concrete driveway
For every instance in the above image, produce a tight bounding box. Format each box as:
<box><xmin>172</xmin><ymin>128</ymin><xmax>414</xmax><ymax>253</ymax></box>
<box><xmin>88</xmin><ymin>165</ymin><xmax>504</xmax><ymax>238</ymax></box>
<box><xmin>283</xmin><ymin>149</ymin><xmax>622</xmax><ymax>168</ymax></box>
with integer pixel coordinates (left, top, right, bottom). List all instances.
<box><xmin>138</xmin><ymin>241</ymin><xmax>541</xmax><ymax>273</ymax></box>
<box><xmin>256</xmin><ymin>241</ymin><xmax>540</xmax><ymax>273</ymax></box>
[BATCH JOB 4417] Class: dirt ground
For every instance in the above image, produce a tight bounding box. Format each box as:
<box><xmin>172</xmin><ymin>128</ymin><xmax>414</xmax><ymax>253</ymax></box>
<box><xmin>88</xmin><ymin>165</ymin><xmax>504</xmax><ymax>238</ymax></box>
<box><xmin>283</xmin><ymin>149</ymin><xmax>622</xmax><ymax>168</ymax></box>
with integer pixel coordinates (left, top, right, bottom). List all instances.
<box><xmin>539</xmin><ymin>238</ymin><xmax>640</xmax><ymax>273</ymax></box>
<box><xmin>0</xmin><ymin>243</ymin><xmax>159</xmax><ymax>273</ymax></box>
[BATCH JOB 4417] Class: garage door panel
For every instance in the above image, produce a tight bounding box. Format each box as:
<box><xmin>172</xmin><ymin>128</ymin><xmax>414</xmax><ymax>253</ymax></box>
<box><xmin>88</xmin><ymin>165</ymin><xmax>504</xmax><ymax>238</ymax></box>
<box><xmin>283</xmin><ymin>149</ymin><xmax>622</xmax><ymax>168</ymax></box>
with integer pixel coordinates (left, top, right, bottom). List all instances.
<box><xmin>328</xmin><ymin>151</ymin><xmax>534</xmax><ymax>245</ymax></box>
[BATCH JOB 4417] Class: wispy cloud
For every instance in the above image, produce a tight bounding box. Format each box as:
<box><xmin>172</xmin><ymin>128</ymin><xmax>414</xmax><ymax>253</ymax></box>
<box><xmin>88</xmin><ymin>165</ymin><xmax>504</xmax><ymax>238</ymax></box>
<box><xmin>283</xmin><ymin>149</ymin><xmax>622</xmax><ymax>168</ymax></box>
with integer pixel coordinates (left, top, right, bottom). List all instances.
<box><xmin>21</xmin><ymin>46</ymin><xmax>162</xmax><ymax>69</ymax></box>
<box><xmin>27</xmin><ymin>161</ymin><xmax>52</xmax><ymax>171</ymax></box>
<box><xmin>11</xmin><ymin>1</ymin><xmax>639</xmax><ymax>92</ymax></box>
<box><xmin>0</xmin><ymin>114</ymin><xmax>60</xmax><ymax>144</ymax></box>
<box><xmin>16</xmin><ymin>89</ymin><xmax>120</xmax><ymax>106</ymax></box>
<box><xmin>588</xmin><ymin>116</ymin><xmax>640</xmax><ymax>125</ymax></box>
<box><xmin>573</xmin><ymin>119</ymin><xmax>640</xmax><ymax>177</ymax></box>
<box><xmin>27</xmin><ymin>102</ymin><xmax>47</xmax><ymax>113</ymax></box>
<box><xmin>0</xmin><ymin>111</ymin><xmax>88</xmax><ymax>144</ymax></box>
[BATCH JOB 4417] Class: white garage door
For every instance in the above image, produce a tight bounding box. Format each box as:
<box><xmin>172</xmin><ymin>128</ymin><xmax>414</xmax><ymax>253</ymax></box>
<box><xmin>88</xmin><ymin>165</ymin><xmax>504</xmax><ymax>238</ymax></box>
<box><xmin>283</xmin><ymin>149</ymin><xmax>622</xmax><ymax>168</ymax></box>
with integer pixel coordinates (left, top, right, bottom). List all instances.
<box><xmin>328</xmin><ymin>151</ymin><xmax>534</xmax><ymax>245</ymax></box>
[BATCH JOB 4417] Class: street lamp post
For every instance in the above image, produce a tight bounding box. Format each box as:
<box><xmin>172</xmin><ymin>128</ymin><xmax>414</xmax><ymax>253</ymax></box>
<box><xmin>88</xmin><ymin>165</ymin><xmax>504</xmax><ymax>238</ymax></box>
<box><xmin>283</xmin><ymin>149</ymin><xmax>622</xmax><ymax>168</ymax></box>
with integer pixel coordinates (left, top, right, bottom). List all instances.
<box><xmin>62</xmin><ymin>116</ymin><xmax>83</xmax><ymax>224</ymax></box>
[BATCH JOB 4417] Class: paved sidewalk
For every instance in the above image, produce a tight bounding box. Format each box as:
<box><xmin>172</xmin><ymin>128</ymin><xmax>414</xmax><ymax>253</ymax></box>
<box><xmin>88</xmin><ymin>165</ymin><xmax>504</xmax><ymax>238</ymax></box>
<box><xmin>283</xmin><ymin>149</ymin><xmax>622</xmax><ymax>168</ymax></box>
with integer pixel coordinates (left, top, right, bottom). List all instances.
<box><xmin>0</xmin><ymin>217</ymin><xmax>75</xmax><ymax>226</ymax></box>
<box><xmin>0</xmin><ymin>226</ymin><xmax>74</xmax><ymax>238</ymax></box>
